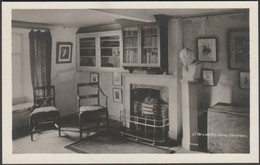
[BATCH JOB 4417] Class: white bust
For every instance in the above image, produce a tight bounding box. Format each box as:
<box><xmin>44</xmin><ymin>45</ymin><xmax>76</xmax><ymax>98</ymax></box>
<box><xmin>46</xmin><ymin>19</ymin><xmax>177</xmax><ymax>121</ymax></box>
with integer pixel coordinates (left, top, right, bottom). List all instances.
<box><xmin>179</xmin><ymin>48</ymin><xmax>201</xmax><ymax>81</ymax></box>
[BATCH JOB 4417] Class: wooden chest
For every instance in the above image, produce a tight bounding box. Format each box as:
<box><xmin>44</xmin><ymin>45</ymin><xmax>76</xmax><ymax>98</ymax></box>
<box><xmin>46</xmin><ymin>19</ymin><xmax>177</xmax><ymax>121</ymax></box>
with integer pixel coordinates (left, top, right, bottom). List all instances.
<box><xmin>207</xmin><ymin>102</ymin><xmax>249</xmax><ymax>153</ymax></box>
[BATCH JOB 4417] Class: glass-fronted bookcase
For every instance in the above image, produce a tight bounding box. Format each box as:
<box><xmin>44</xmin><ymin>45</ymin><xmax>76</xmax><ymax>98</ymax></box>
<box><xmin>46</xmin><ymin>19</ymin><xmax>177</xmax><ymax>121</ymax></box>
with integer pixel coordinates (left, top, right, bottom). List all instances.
<box><xmin>120</xmin><ymin>20</ymin><xmax>168</xmax><ymax>73</ymax></box>
<box><xmin>123</xmin><ymin>27</ymin><xmax>139</xmax><ymax>66</ymax></box>
<box><xmin>141</xmin><ymin>24</ymin><xmax>159</xmax><ymax>66</ymax></box>
<box><xmin>76</xmin><ymin>30</ymin><xmax>122</xmax><ymax>71</ymax></box>
<box><xmin>78</xmin><ymin>35</ymin><xmax>96</xmax><ymax>67</ymax></box>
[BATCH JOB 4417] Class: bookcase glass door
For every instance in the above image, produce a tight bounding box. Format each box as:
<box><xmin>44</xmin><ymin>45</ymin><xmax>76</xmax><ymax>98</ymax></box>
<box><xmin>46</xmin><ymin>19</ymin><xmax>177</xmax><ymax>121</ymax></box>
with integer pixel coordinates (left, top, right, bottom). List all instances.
<box><xmin>79</xmin><ymin>37</ymin><xmax>96</xmax><ymax>67</ymax></box>
<box><xmin>141</xmin><ymin>25</ymin><xmax>159</xmax><ymax>65</ymax></box>
<box><xmin>100</xmin><ymin>35</ymin><xmax>120</xmax><ymax>68</ymax></box>
<box><xmin>123</xmin><ymin>27</ymin><xmax>139</xmax><ymax>65</ymax></box>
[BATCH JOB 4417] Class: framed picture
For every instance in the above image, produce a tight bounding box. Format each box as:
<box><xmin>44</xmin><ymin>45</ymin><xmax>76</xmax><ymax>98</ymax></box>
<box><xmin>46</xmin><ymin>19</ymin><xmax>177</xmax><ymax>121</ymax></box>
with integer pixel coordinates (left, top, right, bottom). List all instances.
<box><xmin>90</xmin><ymin>72</ymin><xmax>99</xmax><ymax>83</ymax></box>
<box><xmin>113</xmin><ymin>88</ymin><xmax>122</xmax><ymax>103</ymax></box>
<box><xmin>56</xmin><ymin>42</ymin><xmax>73</xmax><ymax>63</ymax></box>
<box><xmin>113</xmin><ymin>72</ymin><xmax>122</xmax><ymax>86</ymax></box>
<box><xmin>197</xmin><ymin>38</ymin><xmax>217</xmax><ymax>62</ymax></box>
<box><xmin>239</xmin><ymin>72</ymin><xmax>250</xmax><ymax>89</ymax></box>
<box><xmin>228</xmin><ymin>30</ymin><xmax>249</xmax><ymax>69</ymax></box>
<box><xmin>202</xmin><ymin>69</ymin><xmax>215</xmax><ymax>86</ymax></box>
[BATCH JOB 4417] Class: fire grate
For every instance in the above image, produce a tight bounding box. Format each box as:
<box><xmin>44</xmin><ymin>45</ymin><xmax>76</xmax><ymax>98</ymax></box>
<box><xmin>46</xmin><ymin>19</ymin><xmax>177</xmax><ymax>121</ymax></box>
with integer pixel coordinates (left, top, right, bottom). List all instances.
<box><xmin>120</xmin><ymin>111</ymin><xmax>169</xmax><ymax>145</ymax></box>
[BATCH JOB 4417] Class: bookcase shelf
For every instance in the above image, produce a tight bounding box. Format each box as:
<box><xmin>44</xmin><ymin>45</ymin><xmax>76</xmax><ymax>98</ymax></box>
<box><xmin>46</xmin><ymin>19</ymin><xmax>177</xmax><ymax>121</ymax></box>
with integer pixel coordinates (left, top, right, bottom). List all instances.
<box><xmin>124</xmin><ymin>47</ymin><xmax>138</xmax><ymax>49</ymax></box>
<box><xmin>124</xmin><ymin>35</ymin><xmax>138</xmax><ymax>38</ymax></box>
<box><xmin>80</xmin><ymin>47</ymin><xmax>95</xmax><ymax>49</ymax></box>
<box><xmin>101</xmin><ymin>46</ymin><xmax>119</xmax><ymax>49</ymax></box>
<box><xmin>80</xmin><ymin>56</ymin><xmax>95</xmax><ymax>57</ymax></box>
<box><xmin>76</xmin><ymin>30</ymin><xmax>122</xmax><ymax>70</ymax></box>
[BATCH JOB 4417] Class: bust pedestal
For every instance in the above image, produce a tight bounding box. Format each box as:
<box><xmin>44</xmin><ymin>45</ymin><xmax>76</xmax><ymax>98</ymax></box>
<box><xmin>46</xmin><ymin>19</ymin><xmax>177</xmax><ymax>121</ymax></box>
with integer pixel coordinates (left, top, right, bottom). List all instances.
<box><xmin>180</xmin><ymin>79</ymin><xmax>202</xmax><ymax>151</ymax></box>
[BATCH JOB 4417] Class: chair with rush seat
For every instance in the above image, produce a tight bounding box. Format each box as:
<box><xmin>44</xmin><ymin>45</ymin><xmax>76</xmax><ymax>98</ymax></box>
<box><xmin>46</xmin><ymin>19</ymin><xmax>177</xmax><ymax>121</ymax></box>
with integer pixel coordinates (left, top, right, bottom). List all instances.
<box><xmin>29</xmin><ymin>86</ymin><xmax>61</xmax><ymax>141</ymax></box>
<box><xmin>77</xmin><ymin>82</ymin><xmax>109</xmax><ymax>140</ymax></box>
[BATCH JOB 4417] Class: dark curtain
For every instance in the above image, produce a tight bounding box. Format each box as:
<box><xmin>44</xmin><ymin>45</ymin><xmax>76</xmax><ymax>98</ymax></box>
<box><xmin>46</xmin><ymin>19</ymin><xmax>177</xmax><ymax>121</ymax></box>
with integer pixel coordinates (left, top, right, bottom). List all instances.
<box><xmin>29</xmin><ymin>30</ymin><xmax>52</xmax><ymax>88</ymax></box>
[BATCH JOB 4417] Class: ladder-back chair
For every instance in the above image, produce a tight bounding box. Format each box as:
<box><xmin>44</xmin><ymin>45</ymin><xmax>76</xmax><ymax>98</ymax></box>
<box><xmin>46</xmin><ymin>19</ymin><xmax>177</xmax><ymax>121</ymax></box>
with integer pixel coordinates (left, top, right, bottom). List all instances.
<box><xmin>77</xmin><ymin>82</ymin><xmax>109</xmax><ymax>140</ymax></box>
<box><xmin>29</xmin><ymin>86</ymin><xmax>61</xmax><ymax>141</ymax></box>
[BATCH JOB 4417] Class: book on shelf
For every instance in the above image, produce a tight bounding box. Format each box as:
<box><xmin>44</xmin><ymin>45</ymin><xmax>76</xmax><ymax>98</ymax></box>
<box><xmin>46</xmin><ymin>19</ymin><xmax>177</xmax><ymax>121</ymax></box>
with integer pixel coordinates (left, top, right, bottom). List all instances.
<box><xmin>143</xmin><ymin>36</ymin><xmax>157</xmax><ymax>48</ymax></box>
<box><xmin>142</xmin><ymin>49</ymin><xmax>158</xmax><ymax>64</ymax></box>
<box><xmin>125</xmin><ymin>49</ymin><xmax>137</xmax><ymax>63</ymax></box>
<box><xmin>101</xmin><ymin>48</ymin><xmax>112</xmax><ymax>56</ymax></box>
<box><xmin>80</xmin><ymin>49</ymin><xmax>95</xmax><ymax>56</ymax></box>
<box><xmin>80</xmin><ymin>41</ymin><xmax>95</xmax><ymax>48</ymax></box>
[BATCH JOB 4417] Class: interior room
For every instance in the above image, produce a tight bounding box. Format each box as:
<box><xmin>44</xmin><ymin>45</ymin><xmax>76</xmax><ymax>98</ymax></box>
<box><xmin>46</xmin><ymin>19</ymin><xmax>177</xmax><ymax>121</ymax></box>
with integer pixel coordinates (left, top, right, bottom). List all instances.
<box><xmin>8</xmin><ymin>3</ymin><xmax>254</xmax><ymax>160</ymax></box>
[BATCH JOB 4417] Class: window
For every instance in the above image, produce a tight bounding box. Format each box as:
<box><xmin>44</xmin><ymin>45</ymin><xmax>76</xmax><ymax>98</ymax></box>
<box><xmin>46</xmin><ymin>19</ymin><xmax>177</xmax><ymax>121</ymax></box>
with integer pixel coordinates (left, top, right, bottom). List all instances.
<box><xmin>12</xmin><ymin>28</ymin><xmax>33</xmax><ymax>104</ymax></box>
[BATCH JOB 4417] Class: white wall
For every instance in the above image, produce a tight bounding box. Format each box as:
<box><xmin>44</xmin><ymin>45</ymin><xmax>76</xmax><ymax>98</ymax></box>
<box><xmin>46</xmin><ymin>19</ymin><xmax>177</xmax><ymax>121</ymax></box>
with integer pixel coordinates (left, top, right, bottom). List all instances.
<box><xmin>50</xmin><ymin>27</ymin><xmax>78</xmax><ymax>117</ymax></box>
<box><xmin>13</xmin><ymin>12</ymin><xmax>250</xmax><ymax>121</ymax></box>
<box><xmin>182</xmin><ymin>13</ymin><xmax>250</xmax><ymax>108</ymax></box>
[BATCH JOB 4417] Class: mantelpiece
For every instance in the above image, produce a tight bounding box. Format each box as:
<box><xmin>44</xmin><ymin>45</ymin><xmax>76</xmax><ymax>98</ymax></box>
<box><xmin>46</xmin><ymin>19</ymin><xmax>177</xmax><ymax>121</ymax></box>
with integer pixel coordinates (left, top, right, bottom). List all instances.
<box><xmin>123</xmin><ymin>73</ymin><xmax>182</xmax><ymax>141</ymax></box>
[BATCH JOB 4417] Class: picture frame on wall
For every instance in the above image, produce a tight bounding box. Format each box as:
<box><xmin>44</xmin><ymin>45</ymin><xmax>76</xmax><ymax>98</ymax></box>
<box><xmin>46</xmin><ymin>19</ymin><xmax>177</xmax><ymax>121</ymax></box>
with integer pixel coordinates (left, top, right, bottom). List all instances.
<box><xmin>113</xmin><ymin>72</ymin><xmax>122</xmax><ymax>86</ymax></box>
<box><xmin>90</xmin><ymin>72</ymin><xmax>99</xmax><ymax>83</ymax></box>
<box><xmin>239</xmin><ymin>71</ymin><xmax>250</xmax><ymax>89</ymax></box>
<box><xmin>228</xmin><ymin>30</ymin><xmax>249</xmax><ymax>69</ymax></box>
<box><xmin>113</xmin><ymin>88</ymin><xmax>122</xmax><ymax>103</ymax></box>
<box><xmin>197</xmin><ymin>38</ymin><xmax>217</xmax><ymax>62</ymax></box>
<box><xmin>56</xmin><ymin>42</ymin><xmax>73</xmax><ymax>63</ymax></box>
<box><xmin>202</xmin><ymin>69</ymin><xmax>215</xmax><ymax>86</ymax></box>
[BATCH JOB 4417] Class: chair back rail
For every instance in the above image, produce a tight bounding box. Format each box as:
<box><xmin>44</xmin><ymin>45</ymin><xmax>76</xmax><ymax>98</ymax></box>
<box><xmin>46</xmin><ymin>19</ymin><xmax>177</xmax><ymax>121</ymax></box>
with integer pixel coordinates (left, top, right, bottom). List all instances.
<box><xmin>33</xmin><ymin>86</ymin><xmax>55</xmax><ymax>108</ymax></box>
<box><xmin>77</xmin><ymin>83</ymin><xmax>107</xmax><ymax>110</ymax></box>
<box><xmin>79</xmin><ymin>94</ymin><xmax>99</xmax><ymax>99</ymax></box>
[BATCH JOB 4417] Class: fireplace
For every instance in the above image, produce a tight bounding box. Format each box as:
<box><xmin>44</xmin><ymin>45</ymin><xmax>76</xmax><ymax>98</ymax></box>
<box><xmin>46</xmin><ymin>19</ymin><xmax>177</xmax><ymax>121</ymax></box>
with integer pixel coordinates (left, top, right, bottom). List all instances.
<box><xmin>121</xmin><ymin>73</ymin><xmax>182</xmax><ymax>142</ymax></box>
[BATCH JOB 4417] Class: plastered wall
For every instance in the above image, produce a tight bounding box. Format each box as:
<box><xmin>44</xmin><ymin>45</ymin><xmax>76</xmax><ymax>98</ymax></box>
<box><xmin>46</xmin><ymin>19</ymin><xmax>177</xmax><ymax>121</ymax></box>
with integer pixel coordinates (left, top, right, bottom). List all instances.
<box><xmin>182</xmin><ymin>13</ymin><xmax>250</xmax><ymax>108</ymax></box>
<box><xmin>56</xmin><ymin>12</ymin><xmax>249</xmax><ymax>119</ymax></box>
<box><xmin>50</xmin><ymin>27</ymin><xmax>78</xmax><ymax>117</ymax></box>
<box><xmin>14</xmin><ymin>12</ymin><xmax>249</xmax><ymax>121</ymax></box>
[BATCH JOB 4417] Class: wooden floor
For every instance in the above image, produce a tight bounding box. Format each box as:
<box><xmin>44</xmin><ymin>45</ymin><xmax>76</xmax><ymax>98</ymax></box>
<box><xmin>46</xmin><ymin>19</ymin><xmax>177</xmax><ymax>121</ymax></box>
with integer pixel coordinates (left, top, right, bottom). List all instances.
<box><xmin>13</xmin><ymin>114</ymin><xmax>205</xmax><ymax>154</ymax></box>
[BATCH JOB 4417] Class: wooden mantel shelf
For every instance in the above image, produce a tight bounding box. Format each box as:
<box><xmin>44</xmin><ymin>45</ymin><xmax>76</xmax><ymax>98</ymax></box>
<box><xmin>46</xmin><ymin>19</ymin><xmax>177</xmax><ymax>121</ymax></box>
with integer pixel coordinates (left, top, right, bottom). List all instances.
<box><xmin>122</xmin><ymin>73</ymin><xmax>180</xmax><ymax>79</ymax></box>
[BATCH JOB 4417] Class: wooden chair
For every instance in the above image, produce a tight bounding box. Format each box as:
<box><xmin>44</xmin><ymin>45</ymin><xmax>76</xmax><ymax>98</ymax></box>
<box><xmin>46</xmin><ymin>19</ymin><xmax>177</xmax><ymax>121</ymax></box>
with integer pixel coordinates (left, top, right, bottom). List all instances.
<box><xmin>29</xmin><ymin>86</ymin><xmax>61</xmax><ymax>141</ymax></box>
<box><xmin>77</xmin><ymin>82</ymin><xmax>109</xmax><ymax>140</ymax></box>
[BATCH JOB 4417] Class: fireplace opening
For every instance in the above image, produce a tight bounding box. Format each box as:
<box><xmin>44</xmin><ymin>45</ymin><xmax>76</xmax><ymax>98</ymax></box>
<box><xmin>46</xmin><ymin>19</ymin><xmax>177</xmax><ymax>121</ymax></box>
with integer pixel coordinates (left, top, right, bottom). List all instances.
<box><xmin>120</xmin><ymin>84</ymin><xmax>169</xmax><ymax>144</ymax></box>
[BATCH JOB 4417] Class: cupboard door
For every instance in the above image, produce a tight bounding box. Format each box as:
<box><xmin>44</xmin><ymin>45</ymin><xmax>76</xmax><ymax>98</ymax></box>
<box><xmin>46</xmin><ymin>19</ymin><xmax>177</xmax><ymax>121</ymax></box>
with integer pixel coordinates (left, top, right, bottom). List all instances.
<box><xmin>141</xmin><ymin>24</ymin><xmax>160</xmax><ymax>67</ymax></box>
<box><xmin>100</xmin><ymin>35</ymin><xmax>120</xmax><ymax>68</ymax></box>
<box><xmin>79</xmin><ymin>36</ymin><xmax>96</xmax><ymax>67</ymax></box>
<box><xmin>122</xmin><ymin>27</ymin><xmax>139</xmax><ymax>66</ymax></box>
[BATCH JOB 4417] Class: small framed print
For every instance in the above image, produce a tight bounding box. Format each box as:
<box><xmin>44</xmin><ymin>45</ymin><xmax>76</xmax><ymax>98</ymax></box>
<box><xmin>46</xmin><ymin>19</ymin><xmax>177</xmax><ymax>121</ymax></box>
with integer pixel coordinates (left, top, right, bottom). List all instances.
<box><xmin>202</xmin><ymin>69</ymin><xmax>215</xmax><ymax>86</ymax></box>
<box><xmin>239</xmin><ymin>72</ymin><xmax>250</xmax><ymax>89</ymax></box>
<box><xmin>113</xmin><ymin>88</ymin><xmax>122</xmax><ymax>103</ymax></box>
<box><xmin>90</xmin><ymin>73</ymin><xmax>99</xmax><ymax>83</ymax></box>
<box><xmin>113</xmin><ymin>72</ymin><xmax>122</xmax><ymax>86</ymax></box>
<box><xmin>228</xmin><ymin>30</ymin><xmax>249</xmax><ymax>69</ymax></box>
<box><xmin>56</xmin><ymin>42</ymin><xmax>73</xmax><ymax>63</ymax></box>
<box><xmin>197</xmin><ymin>38</ymin><xmax>217</xmax><ymax>62</ymax></box>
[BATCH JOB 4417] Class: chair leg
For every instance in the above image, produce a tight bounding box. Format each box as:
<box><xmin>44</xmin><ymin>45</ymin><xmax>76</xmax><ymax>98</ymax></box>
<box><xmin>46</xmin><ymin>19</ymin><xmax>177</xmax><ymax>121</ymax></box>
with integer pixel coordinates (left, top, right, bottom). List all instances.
<box><xmin>96</xmin><ymin>113</ymin><xmax>99</xmax><ymax>127</ymax></box>
<box><xmin>106</xmin><ymin>111</ymin><xmax>109</xmax><ymax>133</ymax></box>
<box><xmin>79</xmin><ymin>115</ymin><xmax>82</xmax><ymax>140</ymax></box>
<box><xmin>29</xmin><ymin>118</ymin><xmax>33</xmax><ymax>141</ymax></box>
<box><xmin>57</xmin><ymin>115</ymin><xmax>61</xmax><ymax>137</ymax></box>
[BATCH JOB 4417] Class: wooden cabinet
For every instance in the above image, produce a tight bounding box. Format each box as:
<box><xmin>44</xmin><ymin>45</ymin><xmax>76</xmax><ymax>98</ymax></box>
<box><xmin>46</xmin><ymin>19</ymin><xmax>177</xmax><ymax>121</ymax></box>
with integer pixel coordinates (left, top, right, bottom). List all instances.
<box><xmin>207</xmin><ymin>102</ymin><xmax>249</xmax><ymax>153</ymax></box>
<box><xmin>117</xmin><ymin>15</ymin><xmax>171</xmax><ymax>73</ymax></box>
<box><xmin>76</xmin><ymin>30</ymin><xmax>122</xmax><ymax>71</ymax></box>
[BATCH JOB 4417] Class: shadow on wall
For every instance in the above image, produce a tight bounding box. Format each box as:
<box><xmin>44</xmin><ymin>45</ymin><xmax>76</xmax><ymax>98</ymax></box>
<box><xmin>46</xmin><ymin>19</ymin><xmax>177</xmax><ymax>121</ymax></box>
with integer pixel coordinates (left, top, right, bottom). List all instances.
<box><xmin>52</xmin><ymin>68</ymin><xmax>77</xmax><ymax>117</ymax></box>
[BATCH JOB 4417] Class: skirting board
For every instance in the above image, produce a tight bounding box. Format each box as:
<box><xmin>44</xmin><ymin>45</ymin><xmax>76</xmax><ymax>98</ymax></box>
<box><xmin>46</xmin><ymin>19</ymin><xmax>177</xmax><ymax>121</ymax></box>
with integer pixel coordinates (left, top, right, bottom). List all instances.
<box><xmin>182</xmin><ymin>140</ymin><xmax>199</xmax><ymax>151</ymax></box>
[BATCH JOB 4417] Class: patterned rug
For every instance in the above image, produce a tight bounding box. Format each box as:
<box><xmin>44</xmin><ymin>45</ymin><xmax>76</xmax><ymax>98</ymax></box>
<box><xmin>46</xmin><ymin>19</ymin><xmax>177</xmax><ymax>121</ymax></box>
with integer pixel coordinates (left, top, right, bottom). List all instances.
<box><xmin>65</xmin><ymin>131</ymin><xmax>175</xmax><ymax>154</ymax></box>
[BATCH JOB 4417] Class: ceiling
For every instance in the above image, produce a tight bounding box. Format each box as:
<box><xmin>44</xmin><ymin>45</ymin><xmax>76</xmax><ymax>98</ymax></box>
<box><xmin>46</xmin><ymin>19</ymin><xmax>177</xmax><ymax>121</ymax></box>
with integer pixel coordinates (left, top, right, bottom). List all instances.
<box><xmin>12</xmin><ymin>9</ymin><xmax>248</xmax><ymax>29</ymax></box>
